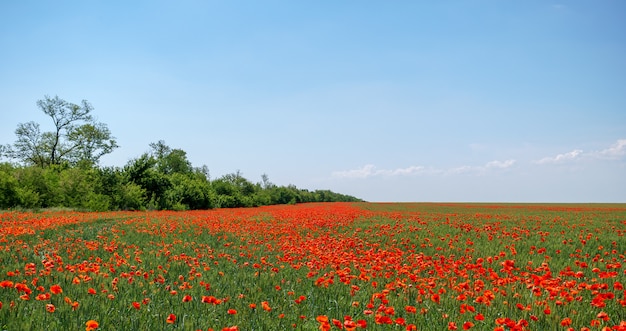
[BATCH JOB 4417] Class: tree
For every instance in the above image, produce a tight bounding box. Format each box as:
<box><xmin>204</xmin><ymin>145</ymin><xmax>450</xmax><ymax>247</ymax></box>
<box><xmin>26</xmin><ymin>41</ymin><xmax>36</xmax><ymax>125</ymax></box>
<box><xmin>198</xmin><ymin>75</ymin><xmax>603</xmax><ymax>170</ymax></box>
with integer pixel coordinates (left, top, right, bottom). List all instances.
<box><xmin>3</xmin><ymin>95</ymin><xmax>118</xmax><ymax>167</ymax></box>
<box><xmin>149</xmin><ymin>140</ymin><xmax>193</xmax><ymax>175</ymax></box>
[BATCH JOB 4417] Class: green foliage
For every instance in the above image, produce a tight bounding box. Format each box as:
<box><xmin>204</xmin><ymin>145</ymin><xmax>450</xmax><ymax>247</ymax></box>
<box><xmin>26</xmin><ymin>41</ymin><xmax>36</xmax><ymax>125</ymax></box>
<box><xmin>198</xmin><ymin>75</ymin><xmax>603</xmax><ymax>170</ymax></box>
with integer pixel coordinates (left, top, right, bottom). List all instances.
<box><xmin>2</xmin><ymin>95</ymin><xmax>118</xmax><ymax>167</ymax></box>
<box><xmin>1</xmin><ymin>134</ymin><xmax>361</xmax><ymax>211</ymax></box>
<box><xmin>1</xmin><ymin>96</ymin><xmax>362</xmax><ymax>211</ymax></box>
<box><xmin>0</xmin><ymin>163</ymin><xmax>21</xmax><ymax>208</ymax></box>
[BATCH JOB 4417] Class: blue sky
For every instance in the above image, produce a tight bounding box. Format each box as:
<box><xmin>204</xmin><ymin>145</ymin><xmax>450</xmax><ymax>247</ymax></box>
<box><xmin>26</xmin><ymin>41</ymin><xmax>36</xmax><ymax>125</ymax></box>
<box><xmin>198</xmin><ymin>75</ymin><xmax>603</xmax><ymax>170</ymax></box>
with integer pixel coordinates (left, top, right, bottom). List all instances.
<box><xmin>1</xmin><ymin>1</ymin><xmax>625</xmax><ymax>202</ymax></box>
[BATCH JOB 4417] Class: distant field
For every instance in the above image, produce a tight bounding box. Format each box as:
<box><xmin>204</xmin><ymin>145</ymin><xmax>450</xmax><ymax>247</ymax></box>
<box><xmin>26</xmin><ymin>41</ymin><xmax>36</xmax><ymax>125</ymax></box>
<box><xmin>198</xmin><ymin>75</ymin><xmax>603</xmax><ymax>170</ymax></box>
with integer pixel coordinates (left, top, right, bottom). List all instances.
<box><xmin>1</xmin><ymin>202</ymin><xmax>625</xmax><ymax>330</ymax></box>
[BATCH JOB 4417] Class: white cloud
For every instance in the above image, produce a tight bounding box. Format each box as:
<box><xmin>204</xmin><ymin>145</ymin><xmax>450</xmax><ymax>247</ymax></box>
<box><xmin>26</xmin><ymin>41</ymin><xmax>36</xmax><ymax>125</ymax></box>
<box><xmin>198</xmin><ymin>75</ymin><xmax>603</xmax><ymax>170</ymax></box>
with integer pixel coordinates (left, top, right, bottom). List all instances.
<box><xmin>447</xmin><ymin>159</ymin><xmax>515</xmax><ymax>175</ymax></box>
<box><xmin>331</xmin><ymin>164</ymin><xmax>432</xmax><ymax>179</ymax></box>
<box><xmin>332</xmin><ymin>159</ymin><xmax>515</xmax><ymax>179</ymax></box>
<box><xmin>534</xmin><ymin>149</ymin><xmax>583</xmax><ymax>164</ymax></box>
<box><xmin>486</xmin><ymin>159</ymin><xmax>516</xmax><ymax>169</ymax></box>
<box><xmin>534</xmin><ymin>139</ymin><xmax>626</xmax><ymax>165</ymax></box>
<box><xmin>596</xmin><ymin>139</ymin><xmax>626</xmax><ymax>159</ymax></box>
<box><xmin>331</xmin><ymin>164</ymin><xmax>377</xmax><ymax>179</ymax></box>
<box><xmin>378</xmin><ymin>165</ymin><xmax>427</xmax><ymax>176</ymax></box>
<box><xmin>448</xmin><ymin>165</ymin><xmax>473</xmax><ymax>175</ymax></box>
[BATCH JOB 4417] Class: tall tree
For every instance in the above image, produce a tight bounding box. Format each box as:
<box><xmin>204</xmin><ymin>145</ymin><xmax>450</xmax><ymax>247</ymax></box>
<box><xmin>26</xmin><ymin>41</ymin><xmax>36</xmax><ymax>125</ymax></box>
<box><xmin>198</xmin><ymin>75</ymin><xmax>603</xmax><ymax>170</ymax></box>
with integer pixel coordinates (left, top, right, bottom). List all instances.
<box><xmin>3</xmin><ymin>95</ymin><xmax>118</xmax><ymax>167</ymax></box>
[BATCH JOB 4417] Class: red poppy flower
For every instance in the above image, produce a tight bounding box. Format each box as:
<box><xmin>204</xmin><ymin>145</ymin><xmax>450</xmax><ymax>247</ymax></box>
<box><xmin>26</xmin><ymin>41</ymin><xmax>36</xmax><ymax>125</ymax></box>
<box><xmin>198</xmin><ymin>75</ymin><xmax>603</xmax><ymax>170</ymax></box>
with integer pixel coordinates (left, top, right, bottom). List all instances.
<box><xmin>85</xmin><ymin>320</ymin><xmax>99</xmax><ymax>331</ymax></box>
<box><xmin>49</xmin><ymin>284</ymin><xmax>62</xmax><ymax>295</ymax></box>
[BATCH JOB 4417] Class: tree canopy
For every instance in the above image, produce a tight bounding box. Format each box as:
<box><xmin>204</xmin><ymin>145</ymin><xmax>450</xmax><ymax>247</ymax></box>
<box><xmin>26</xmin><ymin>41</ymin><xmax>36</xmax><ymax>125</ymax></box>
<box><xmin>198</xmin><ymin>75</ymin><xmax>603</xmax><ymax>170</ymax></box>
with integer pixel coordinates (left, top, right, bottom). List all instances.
<box><xmin>0</xmin><ymin>96</ymin><xmax>362</xmax><ymax>210</ymax></box>
<box><xmin>2</xmin><ymin>95</ymin><xmax>118</xmax><ymax>167</ymax></box>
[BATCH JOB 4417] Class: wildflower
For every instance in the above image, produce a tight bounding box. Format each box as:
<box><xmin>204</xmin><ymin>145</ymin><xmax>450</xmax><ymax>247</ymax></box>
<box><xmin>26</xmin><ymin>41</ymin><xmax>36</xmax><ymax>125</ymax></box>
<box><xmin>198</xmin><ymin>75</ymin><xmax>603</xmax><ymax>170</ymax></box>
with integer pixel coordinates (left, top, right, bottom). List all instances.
<box><xmin>46</xmin><ymin>304</ymin><xmax>55</xmax><ymax>313</ymax></box>
<box><xmin>560</xmin><ymin>317</ymin><xmax>572</xmax><ymax>326</ymax></box>
<box><xmin>166</xmin><ymin>313</ymin><xmax>176</xmax><ymax>324</ymax></box>
<box><xmin>227</xmin><ymin>309</ymin><xmax>237</xmax><ymax>315</ymax></box>
<box><xmin>85</xmin><ymin>320</ymin><xmax>99</xmax><ymax>331</ymax></box>
<box><xmin>182</xmin><ymin>295</ymin><xmax>192</xmax><ymax>302</ymax></box>
<box><xmin>50</xmin><ymin>284</ymin><xmax>62</xmax><ymax>295</ymax></box>
<box><xmin>0</xmin><ymin>280</ymin><xmax>13</xmax><ymax>288</ymax></box>
<box><xmin>317</xmin><ymin>315</ymin><xmax>331</xmax><ymax>331</ymax></box>
<box><xmin>316</xmin><ymin>316</ymin><xmax>329</xmax><ymax>323</ymax></box>
<box><xmin>597</xmin><ymin>311</ymin><xmax>609</xmax><ymax>321</ymax></box>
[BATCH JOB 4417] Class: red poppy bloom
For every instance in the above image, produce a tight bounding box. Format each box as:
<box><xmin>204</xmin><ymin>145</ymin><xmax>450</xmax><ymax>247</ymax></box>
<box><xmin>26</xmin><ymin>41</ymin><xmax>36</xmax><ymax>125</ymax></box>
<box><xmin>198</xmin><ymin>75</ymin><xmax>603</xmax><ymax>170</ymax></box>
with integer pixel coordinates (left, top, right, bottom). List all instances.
<box><xmin>316</xmin><ymin>315</ymin><xmax>329</xmax><ymax>323</ymax></box>
<box><xmin>50</xmin><ymin>284</ymin><xmax>62</xmax><ymax>295</ymax></box>
<box><xmin>344</xmin><ymin>320</ymin><xmax>357</xmax><ymax>331</ymax></box>
<box><xmin>166</xmin><ymin>314</ymin><xmax>176</xmax><ymax>324</ymax></box>
<box><xmin>85</xmin><ymin>320</ymin><xmax>99</xmax><ymax>331</ymax></box>
<box><xmin>0</xmin><ymin>280</ymin><xmax>13</xmax><ymax>288</ymax></box>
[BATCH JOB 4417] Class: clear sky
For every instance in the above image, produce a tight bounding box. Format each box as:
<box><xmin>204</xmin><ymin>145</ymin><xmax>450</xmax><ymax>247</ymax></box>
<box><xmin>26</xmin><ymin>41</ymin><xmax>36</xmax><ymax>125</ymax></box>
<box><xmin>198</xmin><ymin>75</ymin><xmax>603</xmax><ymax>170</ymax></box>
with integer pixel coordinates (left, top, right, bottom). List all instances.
<box><xmin>1</xmin><ymin>1</ymin><xmax>625</xmax><ymax>202</ymax></box>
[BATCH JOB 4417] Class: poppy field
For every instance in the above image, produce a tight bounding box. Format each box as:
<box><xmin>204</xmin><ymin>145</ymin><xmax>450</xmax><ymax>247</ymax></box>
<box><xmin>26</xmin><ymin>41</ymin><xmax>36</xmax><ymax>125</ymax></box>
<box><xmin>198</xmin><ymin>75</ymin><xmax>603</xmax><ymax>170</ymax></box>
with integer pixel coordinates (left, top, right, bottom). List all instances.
<box><xmin>1</xmin><ymin>202</ymin><xmax>625</xmax><ymax>330</ymax></box>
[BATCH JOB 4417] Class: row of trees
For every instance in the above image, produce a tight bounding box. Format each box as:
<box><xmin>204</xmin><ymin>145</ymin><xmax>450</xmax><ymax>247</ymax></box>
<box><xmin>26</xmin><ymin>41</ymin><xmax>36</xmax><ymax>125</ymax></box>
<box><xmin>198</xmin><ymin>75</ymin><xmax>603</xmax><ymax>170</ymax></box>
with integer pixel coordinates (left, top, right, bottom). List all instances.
<box><xmin>0</xmin><ymin>96</ymin><xmax>361</xmax><ymax>211</ymax></box>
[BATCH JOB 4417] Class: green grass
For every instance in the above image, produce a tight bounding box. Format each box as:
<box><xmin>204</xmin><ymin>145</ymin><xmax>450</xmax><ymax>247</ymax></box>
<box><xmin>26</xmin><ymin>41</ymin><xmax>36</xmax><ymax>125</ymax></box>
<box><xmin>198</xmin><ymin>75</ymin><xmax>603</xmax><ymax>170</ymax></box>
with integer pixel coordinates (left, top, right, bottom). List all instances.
<box><xmin>1</xmin><ymin>203</ymin><xmax>625</xmax><ymax>330</ymax></box>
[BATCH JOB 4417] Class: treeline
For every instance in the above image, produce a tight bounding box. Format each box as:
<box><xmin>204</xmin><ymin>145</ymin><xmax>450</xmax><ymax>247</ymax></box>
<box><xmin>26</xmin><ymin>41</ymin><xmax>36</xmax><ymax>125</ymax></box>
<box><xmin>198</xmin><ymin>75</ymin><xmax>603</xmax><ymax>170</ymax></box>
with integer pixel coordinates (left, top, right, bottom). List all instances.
<box><xmin>0</xmin><ymin>141</ymin><xmax>361</xmax><ymax>211</ymax></box>
<box><xmin>0</xmin><ymin>95</ymin><xmax>361</xmax><ymax>211</ymax></box>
